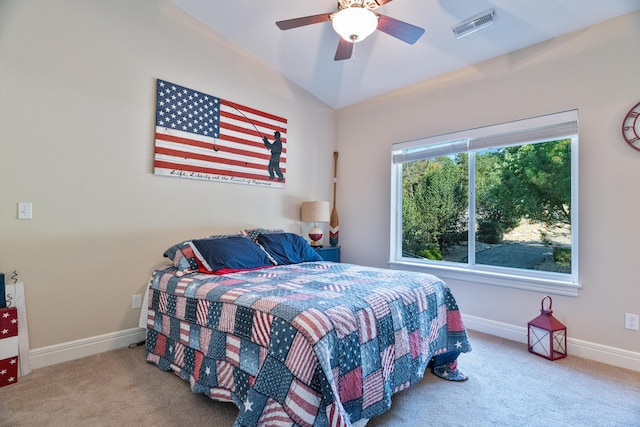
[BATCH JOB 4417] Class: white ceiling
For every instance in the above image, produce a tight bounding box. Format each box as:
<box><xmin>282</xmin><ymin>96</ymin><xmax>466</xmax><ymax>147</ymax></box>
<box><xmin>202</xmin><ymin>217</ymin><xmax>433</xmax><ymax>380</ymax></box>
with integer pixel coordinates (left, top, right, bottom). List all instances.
<box><xmin>168</xmin><ymin>0</ymin><xmax>640</xmax><ymax>110</ymax></box>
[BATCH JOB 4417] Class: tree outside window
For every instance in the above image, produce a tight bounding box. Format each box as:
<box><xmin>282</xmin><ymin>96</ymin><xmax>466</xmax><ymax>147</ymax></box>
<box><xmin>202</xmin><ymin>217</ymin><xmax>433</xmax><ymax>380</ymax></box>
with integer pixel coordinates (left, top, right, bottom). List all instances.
<box><xmin>390</xmin><ymin>111</ymin><xmax>578</xmax><ymax>293</ymax></box>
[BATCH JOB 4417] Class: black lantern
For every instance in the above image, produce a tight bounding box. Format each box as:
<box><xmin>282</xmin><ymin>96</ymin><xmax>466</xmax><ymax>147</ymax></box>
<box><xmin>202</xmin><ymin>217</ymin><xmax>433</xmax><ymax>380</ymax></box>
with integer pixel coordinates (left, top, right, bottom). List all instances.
<box><xmin>527</xmin><ymin>296</ymin><xmax>567</xmax><ymax>361</ymax></box>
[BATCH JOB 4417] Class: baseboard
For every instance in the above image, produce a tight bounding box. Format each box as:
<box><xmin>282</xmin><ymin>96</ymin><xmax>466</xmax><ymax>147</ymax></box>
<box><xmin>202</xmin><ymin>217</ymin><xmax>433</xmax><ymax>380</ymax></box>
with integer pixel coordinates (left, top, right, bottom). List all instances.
<box><xmin>463</xmin><ymin>314</ymin><xmax>640</xmax><ymax>372</ymax></box>
<box><xmin>29</xmin><ymin>327</ymin><xmax>146</xmax><ymax>370</ymax></box>
<box><xmin>27</xmin><ymin>318</ymin><xmax>640</xmax><ymax>372</ymax></box>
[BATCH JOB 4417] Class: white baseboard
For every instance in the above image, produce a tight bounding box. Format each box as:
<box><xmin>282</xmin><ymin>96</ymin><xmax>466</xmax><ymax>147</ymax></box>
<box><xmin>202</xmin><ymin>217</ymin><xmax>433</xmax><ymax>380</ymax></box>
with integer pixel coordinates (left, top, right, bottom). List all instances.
<box><xmin>29</xmin><ymin>327</ymin><xmax>146</xmax><ymax>370</ymax></box>
<box><xmin>26</xmin><ymin>318</ymin><xmax>640</xmax><ymax>373</ymax></box>
<box><xmin>463</xmin><ymin>314</ymin><xmax>640</xmax><ymax>372</ymax></box>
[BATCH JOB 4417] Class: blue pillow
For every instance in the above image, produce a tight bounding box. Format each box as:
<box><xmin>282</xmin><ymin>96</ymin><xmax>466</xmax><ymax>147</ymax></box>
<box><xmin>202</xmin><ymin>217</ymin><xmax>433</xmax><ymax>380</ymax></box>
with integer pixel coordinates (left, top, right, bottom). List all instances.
<box><xmin>164</xmin><ymin>233</ymin><xmax>241</xmax><ymax>271</ymax></box>
<box><xmin>256</xmin><ymin>233</ymin><xmax>323</xmax><ymax>265</ymax></box>
<box><xmin>241</xmin><ymin>227</ymin><xmax>285</xmax><ymax>240</ymax></box>
<box><xmin>191</xmin><ymin>236</ymin><xmax>273</xmax><ymax>272</ymax></box>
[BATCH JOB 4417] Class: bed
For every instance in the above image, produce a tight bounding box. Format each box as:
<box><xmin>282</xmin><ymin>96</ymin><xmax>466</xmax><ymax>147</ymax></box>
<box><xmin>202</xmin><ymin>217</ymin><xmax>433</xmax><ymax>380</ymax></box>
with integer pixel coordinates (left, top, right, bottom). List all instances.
<box><xmin>144</xmin><ymin>230</ymin><xmax>471</xmax><ymax>426</ymax></box>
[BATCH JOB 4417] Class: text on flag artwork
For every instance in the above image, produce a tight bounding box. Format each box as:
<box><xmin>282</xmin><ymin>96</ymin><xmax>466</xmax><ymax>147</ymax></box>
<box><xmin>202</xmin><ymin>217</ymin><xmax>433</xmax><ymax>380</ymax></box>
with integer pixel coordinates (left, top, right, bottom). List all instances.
<box><xmin>154</xmin><ymin>79</ymin><xmax>288</xmax><ymax>188</ymax></box>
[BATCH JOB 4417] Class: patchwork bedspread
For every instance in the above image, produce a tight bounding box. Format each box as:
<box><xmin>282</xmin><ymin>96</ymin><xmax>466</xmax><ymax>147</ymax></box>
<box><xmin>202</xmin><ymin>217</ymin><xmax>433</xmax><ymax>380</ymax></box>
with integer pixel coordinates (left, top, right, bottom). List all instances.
<box><xmin>145</xmin><ymin>261</ymin><xmax>471</xmax><ymax>426</ymax></box>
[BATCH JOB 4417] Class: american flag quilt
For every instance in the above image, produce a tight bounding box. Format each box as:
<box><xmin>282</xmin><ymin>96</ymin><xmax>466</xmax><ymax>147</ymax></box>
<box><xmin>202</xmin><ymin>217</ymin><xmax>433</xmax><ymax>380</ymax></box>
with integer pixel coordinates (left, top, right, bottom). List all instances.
<box><xmin>145</xmin><ymin>262</ymin><xmax>471</xmax><ymax>426</ymax></box>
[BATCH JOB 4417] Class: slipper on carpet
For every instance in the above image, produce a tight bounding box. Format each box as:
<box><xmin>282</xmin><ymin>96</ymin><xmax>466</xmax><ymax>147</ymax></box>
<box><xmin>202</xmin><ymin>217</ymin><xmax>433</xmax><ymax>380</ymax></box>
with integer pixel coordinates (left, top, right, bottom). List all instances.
<box><xmin>432</xmin><ymin>364</ymin><xmax>468</xmax><ymax>381</ymax></box>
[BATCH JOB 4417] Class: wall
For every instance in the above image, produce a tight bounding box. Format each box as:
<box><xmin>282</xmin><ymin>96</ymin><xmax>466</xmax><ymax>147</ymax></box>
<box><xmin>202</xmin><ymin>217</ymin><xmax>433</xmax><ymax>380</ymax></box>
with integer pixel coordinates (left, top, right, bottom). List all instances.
<box><xmin>2</xmin><ymin>1</ymin><xmax>638</xmax><ymax>370</ymax></box>
<box><xmin>336</xmin><ymin>11</ymin><xmax>640</xmax><ymax>363</ymax></box>
<box><xmin>0</xmin><ymin>0</ymin><xmax>336</xmax><ymax>351</ymax></box>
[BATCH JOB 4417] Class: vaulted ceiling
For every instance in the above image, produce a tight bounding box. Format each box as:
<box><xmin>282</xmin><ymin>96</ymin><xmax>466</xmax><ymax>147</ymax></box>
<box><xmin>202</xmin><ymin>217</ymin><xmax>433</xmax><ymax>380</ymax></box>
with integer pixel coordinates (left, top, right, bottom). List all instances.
<box><xmin>169</xmin><ymin>0</ymin><xmax>640</xmax><ymax>109</ymax></box>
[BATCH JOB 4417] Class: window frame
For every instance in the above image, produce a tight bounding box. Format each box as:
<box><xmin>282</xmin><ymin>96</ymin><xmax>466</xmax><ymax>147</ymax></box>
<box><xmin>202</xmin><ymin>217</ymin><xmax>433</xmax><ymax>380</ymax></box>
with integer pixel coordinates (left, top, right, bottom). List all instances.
<box><xmin>389</xmin><ymin>111</ymin><xmax>580</xmax><ymax>297</ymax></box>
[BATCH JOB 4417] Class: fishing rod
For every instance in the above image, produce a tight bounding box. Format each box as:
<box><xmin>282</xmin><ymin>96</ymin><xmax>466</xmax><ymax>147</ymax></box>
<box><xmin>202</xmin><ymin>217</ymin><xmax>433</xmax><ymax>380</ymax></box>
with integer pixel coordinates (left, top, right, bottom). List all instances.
<box><xmin>213</xmin><ymin>104</ymin><xmax>273</xmax><ymax>152</ymax></box>
<box><xmin>229</xmin><ymin>104</ymin><xmax>265</xmax><ymax>139</ymax></box>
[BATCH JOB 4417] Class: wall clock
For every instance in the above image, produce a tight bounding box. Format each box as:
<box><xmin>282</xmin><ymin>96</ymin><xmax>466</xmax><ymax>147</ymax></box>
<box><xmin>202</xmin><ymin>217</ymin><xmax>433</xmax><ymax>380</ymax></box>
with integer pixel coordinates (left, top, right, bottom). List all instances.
<box><xmin>622</xmin><ymin>101</ymin><xmax>640</xmax><ymax>152</ymax></box>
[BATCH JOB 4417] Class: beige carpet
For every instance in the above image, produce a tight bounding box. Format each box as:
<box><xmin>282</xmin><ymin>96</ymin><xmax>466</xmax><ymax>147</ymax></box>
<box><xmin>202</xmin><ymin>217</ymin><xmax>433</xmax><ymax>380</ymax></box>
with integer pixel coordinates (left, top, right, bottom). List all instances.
<box><xmin>1</xmin><ymin>330</ymin><xmax>639</xmax><ymax>426</ymax></box>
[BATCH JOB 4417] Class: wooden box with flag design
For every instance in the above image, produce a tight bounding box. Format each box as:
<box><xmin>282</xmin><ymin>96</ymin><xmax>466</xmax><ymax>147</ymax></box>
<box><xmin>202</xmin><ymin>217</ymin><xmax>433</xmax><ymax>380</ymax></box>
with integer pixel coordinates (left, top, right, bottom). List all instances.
<box><xmin>0</xmin><ymin>307</ymin><xmax>19</xmax><ymax>387</ymax></box>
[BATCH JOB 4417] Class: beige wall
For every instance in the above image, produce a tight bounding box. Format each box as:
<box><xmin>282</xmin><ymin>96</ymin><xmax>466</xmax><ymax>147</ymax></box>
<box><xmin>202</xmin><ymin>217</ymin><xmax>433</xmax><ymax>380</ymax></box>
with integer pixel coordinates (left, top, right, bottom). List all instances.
<box><xmin>336</xmin><ymin>11</ymin><xmax>640</xmax><ymax>355</ymax></box>
<box><xmin>0</xmin><ymin>0</ymin><xmax>336</xmax><ymax>348</ymax></box>
<box><xmin>2</xmin><ymin>0</ymin><xmax>639</xmax><ymax>364</ymax></box>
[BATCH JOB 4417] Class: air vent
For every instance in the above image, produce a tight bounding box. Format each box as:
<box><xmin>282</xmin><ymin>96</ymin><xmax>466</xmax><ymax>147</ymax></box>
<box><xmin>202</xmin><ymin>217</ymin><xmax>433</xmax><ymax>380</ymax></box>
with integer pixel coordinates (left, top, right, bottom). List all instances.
<box><xmin>452</xmin><ymin>9</ymin><xmax>497</xmax><ymax>39</ymax></box>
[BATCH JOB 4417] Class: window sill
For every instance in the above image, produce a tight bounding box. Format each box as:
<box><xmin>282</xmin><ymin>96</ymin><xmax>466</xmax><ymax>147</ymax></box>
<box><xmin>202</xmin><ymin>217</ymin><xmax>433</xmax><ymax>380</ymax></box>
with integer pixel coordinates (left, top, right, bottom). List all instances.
<box><xmin>388</xmin><ymin>260</ymin><xmax>581</xmax><ymax>297</ymax></box>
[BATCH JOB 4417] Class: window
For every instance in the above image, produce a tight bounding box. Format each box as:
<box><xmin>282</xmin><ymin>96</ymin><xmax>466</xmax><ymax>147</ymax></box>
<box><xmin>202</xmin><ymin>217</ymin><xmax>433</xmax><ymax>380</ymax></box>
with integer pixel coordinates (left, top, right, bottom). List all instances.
<box><xmin>390</xmin><ymin>111</ymin><xmax>579</xmax><ymax>296</ymax></box>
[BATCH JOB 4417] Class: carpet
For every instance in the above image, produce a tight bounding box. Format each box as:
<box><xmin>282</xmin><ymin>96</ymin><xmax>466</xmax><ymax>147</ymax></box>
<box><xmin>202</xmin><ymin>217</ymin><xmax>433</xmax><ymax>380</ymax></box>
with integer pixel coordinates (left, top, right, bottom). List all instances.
<box><xmin>1</xmin><ymin>330</ymin><xmax>638</xmax><ymax>426</ymax></box>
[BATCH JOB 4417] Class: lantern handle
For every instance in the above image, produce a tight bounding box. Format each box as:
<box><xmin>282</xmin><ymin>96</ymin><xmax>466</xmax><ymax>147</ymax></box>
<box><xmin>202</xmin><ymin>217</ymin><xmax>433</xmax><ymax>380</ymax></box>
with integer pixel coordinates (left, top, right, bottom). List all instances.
<box><xmin>541</xmin><ymin>295</ymin><xmax>553</xmax><ymax>313</ymax></box>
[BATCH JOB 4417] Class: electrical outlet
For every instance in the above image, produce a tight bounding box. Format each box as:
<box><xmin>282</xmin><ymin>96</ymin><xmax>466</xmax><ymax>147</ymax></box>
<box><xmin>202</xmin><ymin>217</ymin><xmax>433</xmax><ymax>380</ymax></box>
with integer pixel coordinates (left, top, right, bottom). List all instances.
<box><xmin>132</xmin><ymin>294</ymin><xmax>142</xmax><ymax>310</ymax></box>
<box><xmin>625</xmin><ymin>313</ymin><xmax>639</xmax><ymax>331</ymax></box>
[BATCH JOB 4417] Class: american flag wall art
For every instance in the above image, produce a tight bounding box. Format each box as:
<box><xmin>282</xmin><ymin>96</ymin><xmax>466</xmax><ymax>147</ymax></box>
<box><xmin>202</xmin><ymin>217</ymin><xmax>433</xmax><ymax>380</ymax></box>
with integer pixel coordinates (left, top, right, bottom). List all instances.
<box><xmin>154</xmin><ymin>79</ymin><xmax>287</xmax><ymax>188</ymax></box>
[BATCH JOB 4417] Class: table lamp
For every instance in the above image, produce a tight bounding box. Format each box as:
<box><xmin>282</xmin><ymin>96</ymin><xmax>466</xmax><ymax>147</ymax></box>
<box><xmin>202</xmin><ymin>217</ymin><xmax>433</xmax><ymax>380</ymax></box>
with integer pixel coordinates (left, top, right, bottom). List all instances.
<box><xmin>301</xmin><ymin>201</ymin><xmax>330</xmax><ymax>247</ymax></box>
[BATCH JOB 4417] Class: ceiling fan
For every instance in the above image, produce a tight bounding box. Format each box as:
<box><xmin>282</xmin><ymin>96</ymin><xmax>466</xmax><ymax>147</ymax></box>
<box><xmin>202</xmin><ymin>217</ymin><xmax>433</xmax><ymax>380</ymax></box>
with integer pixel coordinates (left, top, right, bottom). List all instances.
<box><xmin>276</xmin><ymin>0</ymin><xmax>425</xmax><ymax>61</ymax></box>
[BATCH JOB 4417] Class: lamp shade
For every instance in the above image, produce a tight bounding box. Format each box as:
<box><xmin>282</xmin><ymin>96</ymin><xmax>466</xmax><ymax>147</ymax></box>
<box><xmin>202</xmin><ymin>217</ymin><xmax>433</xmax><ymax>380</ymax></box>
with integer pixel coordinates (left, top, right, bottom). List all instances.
<box><xmin>301</xmin><ymin>201</ymin><xmax>330</xmax><ymax>223</ymax></box>
<box><xmin>301</xmin><ymin>201</ymin><xmax>330</xmax><ymax>247</ymax></box>
<box><xmin>527</xmin><ymin>296</ymin><xmax>567</xmax><ymax>361</ymax></box>
<box><xmin>332</xmin><ymin>6</ymin><xmax>378</xmax><ymax>42</ymax></box>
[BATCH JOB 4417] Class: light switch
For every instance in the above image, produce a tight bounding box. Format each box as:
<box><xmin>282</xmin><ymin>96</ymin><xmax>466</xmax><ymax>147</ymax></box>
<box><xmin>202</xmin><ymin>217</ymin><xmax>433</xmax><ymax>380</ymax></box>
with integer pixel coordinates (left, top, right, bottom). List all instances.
<box><xmin>18</xmin><ymin>202</ymin><xmax>32</xmax><ymax>219</ymax></box>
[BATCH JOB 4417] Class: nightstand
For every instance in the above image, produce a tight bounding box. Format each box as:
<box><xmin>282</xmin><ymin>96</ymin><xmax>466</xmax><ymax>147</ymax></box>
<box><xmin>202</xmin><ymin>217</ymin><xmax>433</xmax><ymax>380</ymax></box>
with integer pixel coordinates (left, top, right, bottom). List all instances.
<box><xmin>313</xmin><ymin>246</ymin><xmax>340</xmax><ymax>262</ymax></box>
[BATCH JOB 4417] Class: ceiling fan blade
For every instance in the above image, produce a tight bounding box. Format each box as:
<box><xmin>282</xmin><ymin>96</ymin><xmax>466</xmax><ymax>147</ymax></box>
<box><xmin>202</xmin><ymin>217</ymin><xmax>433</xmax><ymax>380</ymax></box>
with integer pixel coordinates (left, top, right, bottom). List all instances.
<box><xmin>375</xmin><ymin>0</ymin><xmax>394</xmax><ymax>5</ymax></box>
<box><xmin>276</xmin><ymin>13</ymin><xmax>332</xmax><ymax>31</ymax></box>
<box><xmin>376</xmin><ymin>14</ymin><xmax>425</xmax><ymax>44</ymax></box>
<box><xmin>334</xmin><ymin>38</ymin><xmax>354</xmax><ymax>61</ymax></box>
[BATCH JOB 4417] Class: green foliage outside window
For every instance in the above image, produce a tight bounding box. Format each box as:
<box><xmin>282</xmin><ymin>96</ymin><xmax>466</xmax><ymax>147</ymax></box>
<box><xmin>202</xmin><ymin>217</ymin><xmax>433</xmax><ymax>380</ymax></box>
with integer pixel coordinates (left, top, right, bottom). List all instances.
<box><xmin>402</xmin><ymin>155</ymin><xmax>467</xmax><ymax>257</ymax></box>
<box><xmin>402</xmin><ymin>139</ymin><xmax>571</xmax><ymax>265</ymax></box>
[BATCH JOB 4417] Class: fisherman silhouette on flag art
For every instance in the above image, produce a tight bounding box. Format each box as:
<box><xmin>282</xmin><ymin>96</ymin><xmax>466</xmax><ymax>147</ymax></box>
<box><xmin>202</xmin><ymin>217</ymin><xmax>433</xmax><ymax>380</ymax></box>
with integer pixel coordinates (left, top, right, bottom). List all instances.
<box><xmin>263</xmin><ymin>130</ymin><xmax>284</xmax><ymax>182</ymax></box>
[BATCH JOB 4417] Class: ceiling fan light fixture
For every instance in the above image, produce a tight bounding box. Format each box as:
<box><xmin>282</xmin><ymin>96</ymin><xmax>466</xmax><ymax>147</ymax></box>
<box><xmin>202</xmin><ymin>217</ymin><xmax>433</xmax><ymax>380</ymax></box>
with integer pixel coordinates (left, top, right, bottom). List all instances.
<box><xmin>332</xmin><ymin>6</ymin><xmax>378</xmax><ymax>43</ymax></box>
